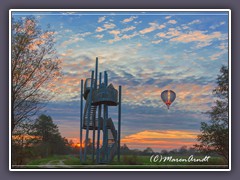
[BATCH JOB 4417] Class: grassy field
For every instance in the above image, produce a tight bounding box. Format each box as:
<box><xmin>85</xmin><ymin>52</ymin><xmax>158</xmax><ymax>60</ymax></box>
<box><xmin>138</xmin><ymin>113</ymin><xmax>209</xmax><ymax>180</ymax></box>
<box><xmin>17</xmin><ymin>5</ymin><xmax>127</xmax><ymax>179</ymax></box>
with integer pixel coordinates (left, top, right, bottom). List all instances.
<box><xmin>19</xmin><ymin>154</ymin><xmax>228</xmax><ymax>169</ymax></box>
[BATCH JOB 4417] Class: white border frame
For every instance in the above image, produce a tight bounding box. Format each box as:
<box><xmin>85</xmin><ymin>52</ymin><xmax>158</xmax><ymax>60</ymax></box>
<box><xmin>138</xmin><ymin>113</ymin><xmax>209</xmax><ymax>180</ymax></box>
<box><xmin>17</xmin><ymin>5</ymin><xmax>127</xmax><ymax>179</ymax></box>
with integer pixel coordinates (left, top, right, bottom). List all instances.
<box><xmin>9</xmin><ymin>9</ymin><xmax>231</xmax><ymax>172</ymax></box>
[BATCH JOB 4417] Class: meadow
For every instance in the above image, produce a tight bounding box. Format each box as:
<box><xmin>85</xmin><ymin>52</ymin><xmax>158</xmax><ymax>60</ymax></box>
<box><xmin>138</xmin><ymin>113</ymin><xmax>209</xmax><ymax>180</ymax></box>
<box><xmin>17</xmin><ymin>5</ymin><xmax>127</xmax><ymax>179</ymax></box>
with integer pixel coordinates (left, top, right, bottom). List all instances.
<box><xmin>22</xmin><ymin>154</ymin><xmax>228</xmax><ymax>169</ymax></box>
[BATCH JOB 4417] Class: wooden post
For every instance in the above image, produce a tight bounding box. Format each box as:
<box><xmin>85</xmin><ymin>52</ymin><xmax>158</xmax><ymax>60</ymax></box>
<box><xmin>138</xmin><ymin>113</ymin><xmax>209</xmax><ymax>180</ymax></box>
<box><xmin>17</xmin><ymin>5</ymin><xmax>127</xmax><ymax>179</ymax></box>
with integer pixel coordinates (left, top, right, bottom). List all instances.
<box><xmin>84</xmin><ymin>71</ymin><xmax>94</xmax><ymax>162</ymax></box>
<box><xmin>92</xmin><ymin>58</ymin><xmax>98</xmax><ymax>162</ymax></box>
<box><xmin>95</xmin><ymin>57</ymin><xmax>98</xmax><ymax>88</ymax></box>
<box><xmin>104</xmin><ymin>71</ymin><xmax>109</xmax><ymax>161</ymax></box>
<box><xmin>80</xmin><ymin>80</ymin><xmax>83</xmax><ymax>162</ymax></box>
<box><xmin>118</xmin><ymin>86</ymin><xmax>122</xmax><ymax>162</ymax></box>
<box><xmin>96</xmin><ymin>72</ymin><xmax>102</xmax><ymax>163</ymax></box>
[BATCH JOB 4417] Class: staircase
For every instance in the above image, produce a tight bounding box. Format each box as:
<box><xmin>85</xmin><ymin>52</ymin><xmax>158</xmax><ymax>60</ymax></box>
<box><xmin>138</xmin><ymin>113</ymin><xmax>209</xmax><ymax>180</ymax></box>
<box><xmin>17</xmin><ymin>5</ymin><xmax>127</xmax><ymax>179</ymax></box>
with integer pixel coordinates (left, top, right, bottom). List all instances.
<box><xmin>83</xmin><ymin>91</ymin><xmax>118</xmax><ymax>163</ymax></box>
<box><xmin>99</xmin><ymin>118</ymin><xmax>117</xmax><ymax>163</ymax></box>
<box><xmin>83</xmin><ymin>99</ymin><xmax>97</xmax><ymax>129</ymax></box>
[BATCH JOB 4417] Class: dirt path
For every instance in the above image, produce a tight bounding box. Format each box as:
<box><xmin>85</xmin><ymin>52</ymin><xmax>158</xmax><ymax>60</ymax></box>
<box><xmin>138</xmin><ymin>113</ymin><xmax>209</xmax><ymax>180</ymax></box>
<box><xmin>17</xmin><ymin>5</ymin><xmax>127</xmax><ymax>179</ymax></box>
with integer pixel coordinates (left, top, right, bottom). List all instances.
<box><xmin>38</xmin><ymin>159</ymin><xmax>66</xmax><ymax>168</ymax></box>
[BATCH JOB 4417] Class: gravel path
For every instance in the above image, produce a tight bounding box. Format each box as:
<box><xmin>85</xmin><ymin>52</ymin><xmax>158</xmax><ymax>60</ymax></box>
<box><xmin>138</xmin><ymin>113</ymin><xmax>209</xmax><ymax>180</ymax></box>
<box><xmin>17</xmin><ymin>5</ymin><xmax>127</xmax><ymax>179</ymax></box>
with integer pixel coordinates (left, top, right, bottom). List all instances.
<box><xmin>38</xmin><ymin>159</ymin><xmax>66</xmax><ymax>168</ymax></box>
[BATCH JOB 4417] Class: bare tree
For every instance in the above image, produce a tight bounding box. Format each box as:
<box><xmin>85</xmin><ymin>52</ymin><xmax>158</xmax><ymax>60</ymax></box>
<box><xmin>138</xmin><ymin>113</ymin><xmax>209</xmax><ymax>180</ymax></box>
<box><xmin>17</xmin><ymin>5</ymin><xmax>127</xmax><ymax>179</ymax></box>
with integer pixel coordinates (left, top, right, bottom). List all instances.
<box><xmin>11</xmin><ymin>17</ymin><xmax>62</xmax><ymax>133</ymax></box>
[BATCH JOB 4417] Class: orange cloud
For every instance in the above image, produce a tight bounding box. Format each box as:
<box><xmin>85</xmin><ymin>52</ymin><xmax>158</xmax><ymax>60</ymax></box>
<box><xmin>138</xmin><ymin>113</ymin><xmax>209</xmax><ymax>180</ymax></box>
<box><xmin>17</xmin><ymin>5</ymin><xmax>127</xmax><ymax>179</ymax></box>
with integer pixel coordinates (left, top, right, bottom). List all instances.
<box><xmin>40</xmin><ymin>31</ymin><xmax>55</xmax><ymax>39</ymax></box>
<box><xmin>139</xmin><ymin>22</ymin><xmax>166</xmax><ymax>34</ymax></box>
<box><xmin>27</xmin><ymin>39</ymin><xmax>45</xmax><ymax>50</ymax></box>
<box><xmin>96</xmin><ymin>27</ymin><xmax>104</xmax><ymax>32</ymax></box>
<box><xmin>168</xmin><ymin>19</ymin><xmax>177</xmax><ymax>24</ymax></box>
<box><xmin>122</xmin><ymin>32</ymin><xmax>138</xmax><ymax>39</ymax></box>
<box><xmin>165</xmin><ymin>16</ymin><xmax>171</xmax><ymax>19</ymax></box>
<box><xmin>210</xmin><ymin>50</ymin><xmax>227</xmax><ymax>60</ymax></box>
<box><xmin>64</xmin><ymin>129</ymin><xmax>198</xmax><ymax>151</ymax></box>
<box><xmin>122</xmin><ymin>16</ymin><xmax>137</xmax><ymax>23</ymax></box>
<box><xmin>121</xmin><ymin>130</ymin><xmax>199</xmax><ymax>150</ymax></box>
<box><xmin>60</xmin><ymin>49</ymin><xmax>73</xmax><ymax>57</ymax></box>
<box><xmin>170</xmin><ymin>31</ymin><xmax>221</xmax><ymax>43</ymax></box>
<box><xmin>98</xmin><ymin>16</ymin><xmax>106</xmax><ymax>23</ymax></box>
<box><xmin>122</xmin><ymin>26</ymin><xmax>136</xmax><ymax>32</ymax></box>
<box><xmin>103</xmin><ymin>23</ymin><xmax>116</xmax><ymax>29</ymax></box>
<box><xmin>109</xmin><ymin>30</ymin><xmax>121</xmax><ymax>36</ymax></box>
<box><xmin>95</xmin><ymin>34</ymin><xmax>104</xmax><ymax>39</ymax></box>
<box><xmin>140</xmin><ymin>26</ymin><xmax>156</xmax><ymax>34</ymax></box>
<box><xmin>61</xmin><ymin>37</ymin><xmax>84</xmax><ymax>47</ymax></box>
<box><xmin>152</xmin><ymin>39</ymin><xmax>163</xmax><ymax>44</ymax></box>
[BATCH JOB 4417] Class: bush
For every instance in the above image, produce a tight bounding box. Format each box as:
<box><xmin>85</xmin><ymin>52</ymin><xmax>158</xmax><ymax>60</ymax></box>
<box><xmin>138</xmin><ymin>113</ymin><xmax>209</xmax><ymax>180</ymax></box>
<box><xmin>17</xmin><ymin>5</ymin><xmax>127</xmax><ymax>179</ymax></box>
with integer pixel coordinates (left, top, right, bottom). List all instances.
<box><xmin>123</xmin><ymin>155</ymin><xmax>141</xmax><ymax>165</ymax></box>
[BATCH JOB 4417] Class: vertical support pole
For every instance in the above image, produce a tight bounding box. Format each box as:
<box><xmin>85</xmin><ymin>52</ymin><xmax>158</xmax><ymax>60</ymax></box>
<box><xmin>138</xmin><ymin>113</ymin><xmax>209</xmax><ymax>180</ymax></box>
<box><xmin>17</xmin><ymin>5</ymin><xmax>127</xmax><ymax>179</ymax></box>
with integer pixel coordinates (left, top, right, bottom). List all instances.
<box><xmin>104</xmin><ymin>71</ymin><xmax>109</xmax><ymax>161</ymax></box>
<box><xmin>84</xmin><ymin>71</ymin><xmax>94</xmax><ymax>162</ymax></box>
<box><xmin>96</xmin><ymin>72</ymin><xmax>102</xmax><ymax>163</ymax></box>
<box><xmin>118</xmin><ymin>86</ymin><xmax>122</xmax><ymax>162</ymax></box>
<box><xmin>80</xmin><ymin>80</ymin><xmax>83</xmax><ymax>162</ymax></box>
<box><xmin>92</xmin><ymin>58</ymin><xmax>98</xmax><ymax>162</ymax></box>
<box><xmin>95</xmin><ymin>57</ymin><xmax>98</xmax><ymax>88</ymax></box>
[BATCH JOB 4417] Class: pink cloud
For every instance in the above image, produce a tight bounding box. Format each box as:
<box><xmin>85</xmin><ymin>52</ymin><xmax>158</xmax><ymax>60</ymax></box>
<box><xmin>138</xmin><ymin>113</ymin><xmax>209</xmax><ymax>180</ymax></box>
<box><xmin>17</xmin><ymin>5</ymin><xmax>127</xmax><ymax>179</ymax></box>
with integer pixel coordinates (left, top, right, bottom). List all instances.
<box><xmin>170</xmin><ymin>31</ymin><xmax>222</xmax><ymax>43</ymax></box>
<box><xmin>96</xmin><ymin>27</ymin><xmax>104</xmax><ymax>32</ymax></box>
<box><xmin>95</xmin><ymin>34</ymin><xmax>104</xmax><ymax>39</ymax></box>
<box><xmin>98</xmin><ymin>16</ymin><xmax>106</xmax><ymax>23</ymax></box>
<box><xmin>140</xmin><ymin>22</ymin><xmax>166</xmax><ymax>34</ymax></box>
<box><xmin>168</xmin><ymin>19</ymin><xmax>177</xmax><ymax>24</ymax></box>
<box><xmin>122</xmin><ymin>26</ymin><xmax>136</xmax><ymax>32</ymax></box>
<box><xmin>109</xmin><ymin>30</ymin><xmax>121</xmax><ymax>36</ymax></box>
<box><xmin>122</xmin><ymin>16</ymin><xmax>137</xmax><ymax>23</ymax></box>
<box><xmin>103</xmin><ymin>23</ymin><xmax>116</xmax><ymax>29</ymax></box>
<box><xmin>152</xmin><ymin>39</ymin><xmax>163</xmax><ymax>44</ymax></box>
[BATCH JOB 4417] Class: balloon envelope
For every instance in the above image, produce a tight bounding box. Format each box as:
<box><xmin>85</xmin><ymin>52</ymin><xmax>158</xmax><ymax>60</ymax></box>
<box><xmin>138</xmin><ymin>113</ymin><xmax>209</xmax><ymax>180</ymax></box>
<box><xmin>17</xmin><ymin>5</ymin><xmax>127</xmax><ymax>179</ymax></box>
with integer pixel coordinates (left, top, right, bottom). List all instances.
<box><xmin>161</xmin><ymin>90</ymin><xmax>176</xmax><ymax>109</ymax></box>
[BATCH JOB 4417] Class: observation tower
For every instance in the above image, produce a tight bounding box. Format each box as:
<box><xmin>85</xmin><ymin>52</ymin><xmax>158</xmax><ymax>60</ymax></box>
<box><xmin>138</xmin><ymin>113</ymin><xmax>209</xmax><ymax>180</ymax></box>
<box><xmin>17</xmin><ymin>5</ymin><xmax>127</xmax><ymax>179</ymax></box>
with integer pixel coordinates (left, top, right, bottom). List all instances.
<box><xmin>80</xmin><ymin>57</ymin><xmax>122</xmax><ymax>164</ymax></box>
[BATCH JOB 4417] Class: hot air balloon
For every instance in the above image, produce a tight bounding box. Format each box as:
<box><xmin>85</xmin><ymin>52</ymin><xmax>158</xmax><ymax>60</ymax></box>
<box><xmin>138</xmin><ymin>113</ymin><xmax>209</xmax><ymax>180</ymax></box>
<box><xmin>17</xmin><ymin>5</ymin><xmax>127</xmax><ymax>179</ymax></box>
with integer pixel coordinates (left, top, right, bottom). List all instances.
<box><xmin>161</xmin><ymin>90</ymin><xmax>176</xmax><ymax>109</ymax></box>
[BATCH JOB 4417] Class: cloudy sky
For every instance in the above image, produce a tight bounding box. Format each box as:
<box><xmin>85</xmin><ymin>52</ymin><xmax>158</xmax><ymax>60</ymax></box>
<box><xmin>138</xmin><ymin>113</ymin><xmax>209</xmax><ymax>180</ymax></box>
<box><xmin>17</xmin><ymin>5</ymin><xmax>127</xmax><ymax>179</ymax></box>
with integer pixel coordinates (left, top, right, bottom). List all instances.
<box><xmin>12</xmin><ymin>10</ymin><xmax>229</xmax><ymax>151</ymax></box>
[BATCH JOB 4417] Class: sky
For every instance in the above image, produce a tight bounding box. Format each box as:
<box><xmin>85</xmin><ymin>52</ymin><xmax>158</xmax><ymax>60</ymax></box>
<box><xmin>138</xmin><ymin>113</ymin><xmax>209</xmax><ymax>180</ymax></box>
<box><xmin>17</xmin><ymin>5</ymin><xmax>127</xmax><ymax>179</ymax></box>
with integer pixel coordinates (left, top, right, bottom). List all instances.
<box><xmin>12</xmin><ymin>10</ymin><xmax>229</xmax><ymax>151</ymax></box>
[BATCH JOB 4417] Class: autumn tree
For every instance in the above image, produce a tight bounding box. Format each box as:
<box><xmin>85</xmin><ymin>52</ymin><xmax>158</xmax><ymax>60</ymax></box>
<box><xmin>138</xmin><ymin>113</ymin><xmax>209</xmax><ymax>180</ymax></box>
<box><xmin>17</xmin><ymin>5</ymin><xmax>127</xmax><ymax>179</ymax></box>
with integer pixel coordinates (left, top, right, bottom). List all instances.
<box><xmin>195</xmin><ymin>66</ymin><xmax>229</xmax><ymax>162</ymax></box>
<box><xmin>11</xmin><ymin>17</ymin><xmax>62</xmax><ymax>133</ymax></box>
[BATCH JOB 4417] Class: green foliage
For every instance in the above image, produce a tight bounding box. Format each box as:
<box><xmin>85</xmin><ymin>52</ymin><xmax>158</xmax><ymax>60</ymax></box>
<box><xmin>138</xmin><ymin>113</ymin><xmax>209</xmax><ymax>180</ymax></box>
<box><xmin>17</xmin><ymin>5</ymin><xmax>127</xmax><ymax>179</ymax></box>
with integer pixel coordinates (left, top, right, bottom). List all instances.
<box><xmin>32</xmin><ymin>114</ymin><xmax>71</xmax><ymax>157</ymax></box>
<box><xmin>64</xmin><ymin>155</ymin><xmax>83</xmax><ymax>165</ymax></box>
<box><xmin>27</xmin><ymin>155</ymin><xmax>65</xmax><ymax>165</ymax></box>
<box><xmin>195</xmin><ymin>66</ymin><xmax>229</xmax><ymax>162</ymax></box>
<box><xmin>142</xmin><ymin>147</ymin><xmax>154</xmax><ymax>155</ymax></box>
<box><xmin>12</xmin><ymin>114</ymin><xmax>72</xmax><ymax>165</ymax></box>
<box><xmin>25</xmin><ymin>155</ymin><xmax>227</xmax><ymax>169</ymax></box>
<box><xmin>122</xmin><ymin>155</ymin><xmax>141</xmax><ymax>165</ymax></box>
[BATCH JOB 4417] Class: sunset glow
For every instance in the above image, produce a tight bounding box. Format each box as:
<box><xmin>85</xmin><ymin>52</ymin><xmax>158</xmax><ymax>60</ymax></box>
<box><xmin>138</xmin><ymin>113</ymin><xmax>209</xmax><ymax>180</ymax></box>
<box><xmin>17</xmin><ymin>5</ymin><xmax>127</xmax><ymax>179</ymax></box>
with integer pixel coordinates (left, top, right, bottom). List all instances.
<box><xmin>121</xmin><ymin>130</ymin><xmax>199</xmax><ymax>150</ymax></box>
<box><xmin>12</xmin><ymin>10</ymin><xmax>228</xmax><ymax>152</ymax></box>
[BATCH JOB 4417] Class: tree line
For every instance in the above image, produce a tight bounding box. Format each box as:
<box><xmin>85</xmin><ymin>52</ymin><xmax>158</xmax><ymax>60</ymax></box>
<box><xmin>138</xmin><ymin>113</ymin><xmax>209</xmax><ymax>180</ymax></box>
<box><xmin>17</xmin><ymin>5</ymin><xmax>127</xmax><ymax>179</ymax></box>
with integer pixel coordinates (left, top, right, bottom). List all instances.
<box><xmin>11</xmin><ymin>16</ymin><xmax>229</xmax><ymax>165</ymax></box>
<box><xmin>12</xmin><ymin>114</ymin><xmax>73</xmax><ymax>165</ymax></box>
<box><xmin>120</xmin><ymin>144</ymin><xmax>215</xmax><ymax>156</ymax></box>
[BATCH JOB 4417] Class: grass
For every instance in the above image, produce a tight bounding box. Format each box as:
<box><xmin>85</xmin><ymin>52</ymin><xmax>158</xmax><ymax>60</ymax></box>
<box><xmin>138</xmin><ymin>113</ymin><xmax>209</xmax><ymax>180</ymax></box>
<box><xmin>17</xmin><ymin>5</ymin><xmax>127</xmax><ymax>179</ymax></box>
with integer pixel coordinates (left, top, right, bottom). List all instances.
<box><xmin>109</xmin><ymin>155</ymin><xmax>228</xmax><ymax>169</ymax></box>
<box><xmin>27</xmin><ymin>155</ymin><xmax>67</xmax><ymax>165</ymax></box>
<box><xmin>20</xmin><ymin>154</ymin><xmax>228</xmax><ymax>169</ymax></box>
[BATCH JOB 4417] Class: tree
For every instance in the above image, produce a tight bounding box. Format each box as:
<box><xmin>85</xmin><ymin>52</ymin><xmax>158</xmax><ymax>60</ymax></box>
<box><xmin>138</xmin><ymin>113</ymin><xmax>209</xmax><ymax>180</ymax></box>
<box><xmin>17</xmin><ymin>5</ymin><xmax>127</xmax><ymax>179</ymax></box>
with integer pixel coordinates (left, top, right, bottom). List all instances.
<box><xmin>178</xmin><ymin>145</ymin><xmax>188</xmax><ymax>155</ymax></box>
<box><xmin>11</xmin><ymin>120</ymin><xmax>39</xmax><ymax>165</ymax></box>
<box><xmin>11</xmin><ymin>17</ymin><xmax>62</xmax><ymax>132</ymax></box>
<box><xmin>195</xmin><ymin>66</ymin><xmax>229</xmax><ymax>162</ymax></box>
<box><xmin>12</xmin><ymin>114</ymin><xmax>71</xmax><ymax>164</ymax></box>
<box><xmin>142</xmin><ymin>147</ymin><xmax>154</xmax><ymax>155</ymax></box>
<box><xmin>120</xmin><ymin>144</ymin><xmax>131</xmax><ymax>155</ymax></box>
<box><xmin>33</xmin><ymin>114</ymin><xmax>59</xmax><ymax>141</ymax></box>
<box><xmin>160</xmin><ymin>149</ymin><xmax>168</xmax><ymax>155</ymax></box>
<box><xmin>32</xmin><ymin>114</ymin><xmax>69</xmax><ymax>157</ymax></box>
